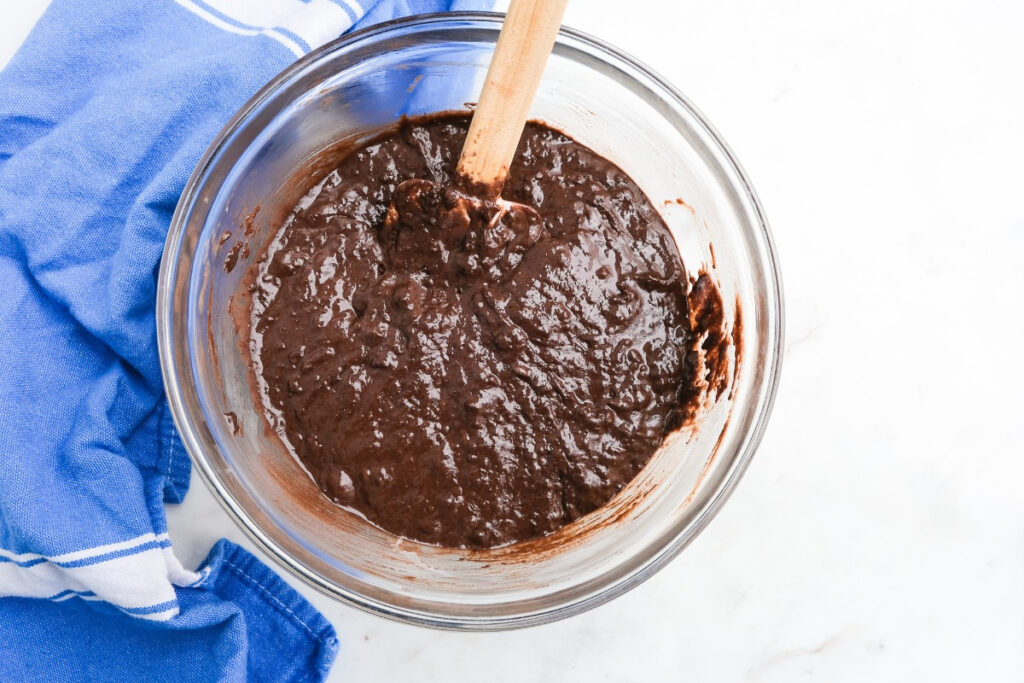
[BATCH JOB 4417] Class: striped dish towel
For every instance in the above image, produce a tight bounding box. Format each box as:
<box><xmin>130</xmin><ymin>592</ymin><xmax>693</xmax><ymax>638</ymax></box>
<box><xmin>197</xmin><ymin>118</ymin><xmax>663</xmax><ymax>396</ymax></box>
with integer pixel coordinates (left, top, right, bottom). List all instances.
<box><xmin>0</xmin><ymin>0</ymin><xmax>491</xmax><ymax>680</ymax></box>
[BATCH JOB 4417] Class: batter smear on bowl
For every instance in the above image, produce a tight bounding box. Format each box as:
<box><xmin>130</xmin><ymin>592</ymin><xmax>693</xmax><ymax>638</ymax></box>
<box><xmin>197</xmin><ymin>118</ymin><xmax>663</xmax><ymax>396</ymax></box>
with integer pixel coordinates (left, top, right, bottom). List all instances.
<box><xmin>248</xmin><ymin>113</ymin><xmax>723</xmax><ymax>548</ymax></box>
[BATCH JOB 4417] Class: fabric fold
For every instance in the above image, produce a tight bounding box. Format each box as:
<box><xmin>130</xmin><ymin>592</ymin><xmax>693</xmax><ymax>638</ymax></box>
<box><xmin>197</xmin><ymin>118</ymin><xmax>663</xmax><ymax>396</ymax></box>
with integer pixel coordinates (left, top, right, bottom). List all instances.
<box><xmin>0</xmin><ymin>540</ymin><xmax>338</xmax><ymax>682</ymax></box>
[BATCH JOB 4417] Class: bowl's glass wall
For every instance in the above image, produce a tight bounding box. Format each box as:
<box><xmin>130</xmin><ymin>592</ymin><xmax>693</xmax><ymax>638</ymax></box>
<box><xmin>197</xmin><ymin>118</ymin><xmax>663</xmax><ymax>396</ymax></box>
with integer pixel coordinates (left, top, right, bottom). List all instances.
<box><xmin>160</xmin><ymin>14</ymin><xmax>781</xmax><ymax>629</ymax></box>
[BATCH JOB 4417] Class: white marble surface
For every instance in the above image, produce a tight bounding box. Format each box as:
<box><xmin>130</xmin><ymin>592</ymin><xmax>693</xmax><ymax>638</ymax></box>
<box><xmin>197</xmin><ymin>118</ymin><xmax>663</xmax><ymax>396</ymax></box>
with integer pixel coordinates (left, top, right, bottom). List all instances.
<box><xmin>5</xmin><ymin>1</ymin><xmax>1024</xmax><ymax>680</ymax></box>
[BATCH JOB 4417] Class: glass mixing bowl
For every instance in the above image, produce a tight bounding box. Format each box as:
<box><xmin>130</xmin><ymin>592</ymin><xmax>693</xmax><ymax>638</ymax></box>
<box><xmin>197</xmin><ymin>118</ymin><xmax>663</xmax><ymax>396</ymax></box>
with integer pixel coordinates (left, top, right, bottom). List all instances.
<box><xmin>158</xmin><ymin>13</ymin><xmax>783</xmax><ymax>630</ymax></box>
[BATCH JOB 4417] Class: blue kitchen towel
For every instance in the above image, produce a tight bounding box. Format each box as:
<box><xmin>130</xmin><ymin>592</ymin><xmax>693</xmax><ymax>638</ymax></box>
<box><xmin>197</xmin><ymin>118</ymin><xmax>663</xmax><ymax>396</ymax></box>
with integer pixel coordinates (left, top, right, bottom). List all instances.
<box><xmin>0</xmin><ymin>0</ymin><xmax>491</xmax><ymax>680</ymax></box>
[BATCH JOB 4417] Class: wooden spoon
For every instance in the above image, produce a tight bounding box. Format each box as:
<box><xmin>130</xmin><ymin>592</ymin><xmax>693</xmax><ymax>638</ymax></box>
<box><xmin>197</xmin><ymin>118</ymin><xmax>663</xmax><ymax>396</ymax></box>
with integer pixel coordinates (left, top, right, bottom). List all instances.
<box><xmin>382</xmin><ymin>1</ymin><xmax>568</xmax><ymax>260</ymax></box>
<box><xmin>456</xmin><ymin>0</ymin><xmax>570</xmax><ymax>197</ymax></box>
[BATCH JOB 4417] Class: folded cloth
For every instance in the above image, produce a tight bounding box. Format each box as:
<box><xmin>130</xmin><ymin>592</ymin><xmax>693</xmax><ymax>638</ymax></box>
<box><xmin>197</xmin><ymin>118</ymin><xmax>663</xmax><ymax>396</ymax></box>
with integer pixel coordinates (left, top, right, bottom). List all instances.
<box><xmin>0</xmin><ymin>540</ymin><xmax>337</xmax><ymax>682</ymax></box>
<box><xmin>0</xmin><ymin>0</ymin><xmax>492</xmax><ymax>680</ymax></box>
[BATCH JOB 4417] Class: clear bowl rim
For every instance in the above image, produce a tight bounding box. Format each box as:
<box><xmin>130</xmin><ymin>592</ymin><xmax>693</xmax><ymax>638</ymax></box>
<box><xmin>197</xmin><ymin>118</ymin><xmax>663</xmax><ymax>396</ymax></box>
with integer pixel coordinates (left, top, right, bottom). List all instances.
<box><xmin>157</xmin><ymin>11</ymin><xmax>785</xmax><ymax>631</ymax></box>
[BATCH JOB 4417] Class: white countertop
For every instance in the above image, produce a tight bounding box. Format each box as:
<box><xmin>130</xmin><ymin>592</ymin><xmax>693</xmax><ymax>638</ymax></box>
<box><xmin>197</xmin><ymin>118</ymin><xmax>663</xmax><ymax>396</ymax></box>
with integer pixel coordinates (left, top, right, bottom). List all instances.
<box><xmin>4</xmin><ymin>1</ymin><xmax>1024</xmax><ymax>680</ymax></box>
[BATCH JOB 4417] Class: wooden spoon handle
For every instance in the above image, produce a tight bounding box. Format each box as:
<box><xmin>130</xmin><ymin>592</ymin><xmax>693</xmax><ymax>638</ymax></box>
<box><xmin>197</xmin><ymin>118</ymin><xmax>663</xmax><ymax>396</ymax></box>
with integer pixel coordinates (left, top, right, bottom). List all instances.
<box><xmin>456</xmin><ymin>0</ymin><xmax>569</xmax><ymax>196</ymax></box>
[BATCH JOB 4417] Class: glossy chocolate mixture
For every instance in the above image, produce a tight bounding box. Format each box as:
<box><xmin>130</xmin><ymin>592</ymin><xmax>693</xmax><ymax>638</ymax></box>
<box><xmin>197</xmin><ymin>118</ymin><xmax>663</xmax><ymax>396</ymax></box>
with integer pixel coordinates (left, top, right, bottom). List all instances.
<box><xmin>248</xmin><ymin>114</ymin><xmax>717</xmax><ymax>548</ymax></box>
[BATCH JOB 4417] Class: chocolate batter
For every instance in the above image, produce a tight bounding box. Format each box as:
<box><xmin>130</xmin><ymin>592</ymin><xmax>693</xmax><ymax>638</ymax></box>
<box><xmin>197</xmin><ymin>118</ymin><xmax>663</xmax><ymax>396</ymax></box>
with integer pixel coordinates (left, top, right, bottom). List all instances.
<box><xmin>248</xmin><ymin>114</ymin><xmax>715</xmax><ymax>548</ymax></box>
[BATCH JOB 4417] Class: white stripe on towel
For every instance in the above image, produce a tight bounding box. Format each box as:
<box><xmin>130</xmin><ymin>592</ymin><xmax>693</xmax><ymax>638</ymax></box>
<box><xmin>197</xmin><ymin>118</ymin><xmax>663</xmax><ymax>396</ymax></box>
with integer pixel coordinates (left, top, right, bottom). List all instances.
<box><xmin>173</xmin><ymin>0</ymin><xmax>357</xmax><ymax>57</ymax></box>
<box><xmin>0</xmin><ymin>534</ymin><xmax>201</xmax><ymax>621</ymax></box>
<box><xmin>0</xmin><ymin>532</ymin><xmax>166</xmax><ymax>566</ymax></box>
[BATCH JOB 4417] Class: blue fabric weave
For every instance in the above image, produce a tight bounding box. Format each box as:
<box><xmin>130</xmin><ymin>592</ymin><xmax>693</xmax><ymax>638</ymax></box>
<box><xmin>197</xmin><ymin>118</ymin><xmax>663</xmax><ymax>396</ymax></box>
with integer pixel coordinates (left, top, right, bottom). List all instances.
<box><xmin>0</xmin><ymin>541</ymin><xmax>338</xmax><ymax>682</ymax></box>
